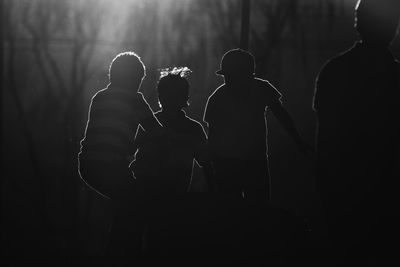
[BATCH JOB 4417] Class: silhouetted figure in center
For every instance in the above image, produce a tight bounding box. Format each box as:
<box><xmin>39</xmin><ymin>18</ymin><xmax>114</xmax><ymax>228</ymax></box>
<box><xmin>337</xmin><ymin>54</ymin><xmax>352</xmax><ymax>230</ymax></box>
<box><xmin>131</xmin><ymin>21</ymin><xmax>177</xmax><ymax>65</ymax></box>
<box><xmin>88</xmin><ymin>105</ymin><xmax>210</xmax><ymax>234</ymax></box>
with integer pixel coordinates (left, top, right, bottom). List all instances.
<box><xmin>131</xmin><ymin>67</ymin><xmax>215</xmax><ymax>195</ymax></box>
<box><xmin>204</xmin><ymin>48</ymin><xmax>311</xmax><ymax>204</ymax></box>
<box><xmin>128</xmin><ymin>68</ymin><xmax>216</xmax><ymax>262</ymax></box>
<box><xmin>313</xmin><ymin>0</ymin><xmax>400</xmax><ymax>264</ymax></box>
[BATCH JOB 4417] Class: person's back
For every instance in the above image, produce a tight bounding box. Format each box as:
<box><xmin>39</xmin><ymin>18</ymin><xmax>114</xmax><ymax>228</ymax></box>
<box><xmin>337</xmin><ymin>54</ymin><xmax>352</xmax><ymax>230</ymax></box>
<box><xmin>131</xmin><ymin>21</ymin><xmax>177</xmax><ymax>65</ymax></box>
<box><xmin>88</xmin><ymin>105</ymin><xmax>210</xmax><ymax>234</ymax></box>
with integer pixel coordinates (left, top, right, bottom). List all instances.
<box><xmin>206</xmin><ymin>77</ymin><xmax>281</xmax><ymax>161</ymax></box>
<box><xmin>131</xmin><ymin>67</ymin><xmax>214</xmax><ymax>195</ymax></box>
<box><xmin>78</xmin><ymin>51</ymin><xmax>165</xmax><ymax>263</ymax></box>
<box><xmin>314</xmin><ymin>0</ymin><xmax>400</xmax><ymax>209</ymax></box>
<box><xmin>81</xmin><ymin>88</ymin><xmax>151</xmax><ymax>161</ymax></box>
<box><xmin>156</xmin><ymin>111</ymin><xmax>209</xmax><ymax>191</ymax></box>
<box><xmin>204</xmin><ymin>49</ymin><xmax>310</xmax><ymax>202</ymax></box>
<box><xmin>78</xmin><ymin>51</ymin><xmax>162</xmax><ymax>200</ymax></box>
<box><xmin>313</xmin><ymin>0</ymin><xmax>400</xmax><ymax>264</ymax></box>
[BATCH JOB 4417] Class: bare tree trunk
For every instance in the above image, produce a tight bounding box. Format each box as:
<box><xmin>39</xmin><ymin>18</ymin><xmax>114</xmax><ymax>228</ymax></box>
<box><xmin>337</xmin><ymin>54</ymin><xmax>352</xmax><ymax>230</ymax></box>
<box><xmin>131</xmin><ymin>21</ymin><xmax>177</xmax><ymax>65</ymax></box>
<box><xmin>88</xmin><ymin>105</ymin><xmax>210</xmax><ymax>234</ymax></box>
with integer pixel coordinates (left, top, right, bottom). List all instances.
<box><xmin>252</xmin><ymin>0</ymin><xmax>299</xmax><ymax>78</ymax></box>
<box><xmin>240</xmin><ymin>0</ymin><xmax>250</xmax><ymax>50</ymax></box>
<box><xmin>3</xmin><ymin>0</ymin><xmax>58</xmax><ymax>235</ymax></box>
<box><xmin>15</xmin><ymin>0</ymin><xmax>102</xmax><ymax>258</ymax></box>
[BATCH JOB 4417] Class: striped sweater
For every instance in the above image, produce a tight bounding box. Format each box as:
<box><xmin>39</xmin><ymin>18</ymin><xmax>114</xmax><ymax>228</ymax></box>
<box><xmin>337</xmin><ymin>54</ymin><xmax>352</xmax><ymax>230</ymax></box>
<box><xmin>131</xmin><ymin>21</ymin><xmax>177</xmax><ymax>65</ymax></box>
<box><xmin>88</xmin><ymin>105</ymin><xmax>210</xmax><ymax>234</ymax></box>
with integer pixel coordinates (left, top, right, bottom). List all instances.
<box><xmin>79</xmin><ymin>84</ymin><xmax>154</xmax><ymax>161</ymax></box>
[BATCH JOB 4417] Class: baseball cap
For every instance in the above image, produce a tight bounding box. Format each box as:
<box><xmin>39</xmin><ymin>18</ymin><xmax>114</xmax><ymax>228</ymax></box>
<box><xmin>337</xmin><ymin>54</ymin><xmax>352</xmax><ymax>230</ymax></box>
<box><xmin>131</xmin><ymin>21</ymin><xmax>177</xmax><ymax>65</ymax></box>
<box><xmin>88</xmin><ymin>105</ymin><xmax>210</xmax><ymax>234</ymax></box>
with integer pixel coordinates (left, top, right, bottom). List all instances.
<box><xmin>216</xmin><ymin>48</ymin><xmax>255</xmax><ymax>77</ymax></box>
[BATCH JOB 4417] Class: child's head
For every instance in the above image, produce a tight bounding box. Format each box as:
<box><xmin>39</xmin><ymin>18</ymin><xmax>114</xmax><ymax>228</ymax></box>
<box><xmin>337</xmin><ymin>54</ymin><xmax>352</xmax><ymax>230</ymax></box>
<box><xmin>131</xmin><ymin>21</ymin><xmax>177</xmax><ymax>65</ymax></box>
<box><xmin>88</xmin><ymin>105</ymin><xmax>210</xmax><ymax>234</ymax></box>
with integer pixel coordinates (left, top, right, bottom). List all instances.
<box><xmin>355</xmin><ymin>0</ymin><xmax>400</xmax><ymax>47</ymax></box>
<box><xmin>109</xmin><ymin>51</ymin><xmax>146</xmax><ymax>89</ymax></box>
<box><xmin>157</xmin><ymin>67</ymin><xmax>191</xmax><ymax>111</ymax></box>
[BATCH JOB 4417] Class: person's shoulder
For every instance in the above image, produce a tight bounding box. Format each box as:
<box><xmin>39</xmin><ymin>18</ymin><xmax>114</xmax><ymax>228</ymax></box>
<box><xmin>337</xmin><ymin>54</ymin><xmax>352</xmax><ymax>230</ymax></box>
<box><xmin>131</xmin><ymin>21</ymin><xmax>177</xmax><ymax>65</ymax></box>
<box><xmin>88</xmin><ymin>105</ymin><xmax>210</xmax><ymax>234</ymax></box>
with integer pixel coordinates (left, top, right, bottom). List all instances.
<box><xmin>253</xmin><ymin>77</ymin><xmax>282</xmax><ymax>100</ymax></box>
<box><xmin>135</xmin><ymin>91</ymin><xmax>146</xmax><ymax>101</ymax></box>
<box><xmin>90</xmin><ymin>87</ymin><xmax>108</xmax><ymax>102</ymax></box>
<box><xmin>184</xmin><ymin>114</ymin><xmax>204</xmax><ymax>128</ymax></box>
<box><xmin>320</xmin><ymin>44</ymin><xmax>357</xmax><ymax>73</ymax></box>
<box><xmin>204</xmin><ymin>84</ymin><xmax>225</xmax><ymax>121</ymax></box>
<box><xmin>184</xmin><ymin>114</ymin><xmax>206</xmax><ymax>134</ymax></box>
<box><xmin>253</xmin><ymin>77</ymin><xmax>274</xmax><ymax>89</ymax></box>
<box><xmin>98</xmin><ymin>85</ymin><xmax>137</xmax><ymax>101</ymax></box>
<box><xmin>207</xmin><ymin>84</ymin><xmax>225</xmax><ymax>101</ymax></box>
<box><xmin>133</xmin><ymin>91</ymin><xmax>152</xmax><ymax>107</ymax></box>
<box><xmin>93</xmin><ymin>87</ymin><xmax>108</xmax><ymax>96</ymax></box>
<box><xmin>316</xmin><ymin>54</ymin><xmax>347</xmax><ymax>86</ymax></box>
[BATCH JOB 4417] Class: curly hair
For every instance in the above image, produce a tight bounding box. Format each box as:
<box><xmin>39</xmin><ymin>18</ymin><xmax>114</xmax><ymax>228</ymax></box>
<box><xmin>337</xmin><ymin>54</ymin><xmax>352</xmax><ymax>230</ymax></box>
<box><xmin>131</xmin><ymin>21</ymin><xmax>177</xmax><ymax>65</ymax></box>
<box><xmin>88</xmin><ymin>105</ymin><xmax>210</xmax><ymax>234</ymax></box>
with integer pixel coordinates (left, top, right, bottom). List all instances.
<box><xmin>157</xmin><ymin>67</ymin><xmax>192</xmax><ymax>110</ymax></box>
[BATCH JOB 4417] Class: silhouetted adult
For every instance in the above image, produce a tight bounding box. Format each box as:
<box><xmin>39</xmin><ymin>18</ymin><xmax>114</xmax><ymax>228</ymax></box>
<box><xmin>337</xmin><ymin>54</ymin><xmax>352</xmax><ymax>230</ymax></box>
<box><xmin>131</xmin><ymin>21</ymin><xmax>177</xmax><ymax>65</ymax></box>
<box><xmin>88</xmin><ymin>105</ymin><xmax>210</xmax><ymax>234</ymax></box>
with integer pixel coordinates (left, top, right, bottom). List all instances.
<box><xmin>204</xmin><ymin>48</ymin><xmax>310</xmax><ymax>203</ymax></box>
<box><xmin>313</xmin><ymin>0</ymin><xmax>400</xmax><ymax>264</ymax></box>
<box><xmin>131</xmin><ymin>67</ymin><xmax>215</xmax><ymax>195</ymax></box>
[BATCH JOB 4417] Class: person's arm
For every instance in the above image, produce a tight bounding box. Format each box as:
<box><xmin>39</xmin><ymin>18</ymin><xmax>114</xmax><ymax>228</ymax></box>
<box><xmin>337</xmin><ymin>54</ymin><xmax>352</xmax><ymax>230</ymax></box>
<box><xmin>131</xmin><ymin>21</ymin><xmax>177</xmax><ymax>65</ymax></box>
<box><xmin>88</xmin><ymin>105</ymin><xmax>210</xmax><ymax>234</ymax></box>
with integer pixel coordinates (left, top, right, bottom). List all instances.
<box><xmin>128</xmin><ymin>95</ymin><xmax>164</xmax><ymax>156</ymax></box>
<box><xmin>269</xmin><ymin>101</ymin><xmax>313</xmax><ymax>154</ymax></box>
<box><xmin>194</xmin><ymin>125</ymin><xmax>217</xmax><ymax>193</ymax></box>
<box><xmin>137</xmin><ymin>94</ymin><xmax>166</xmax><ymax>146</ymax></box>
<box><xmin>127</xmin><ymin>126</ymin><xmax>146</xmax><ymax>164</ymax></box>
<box><xmin>140</xmin><ymin>114</ymin><xmax>163</xmax><ymax>135</ymax></box>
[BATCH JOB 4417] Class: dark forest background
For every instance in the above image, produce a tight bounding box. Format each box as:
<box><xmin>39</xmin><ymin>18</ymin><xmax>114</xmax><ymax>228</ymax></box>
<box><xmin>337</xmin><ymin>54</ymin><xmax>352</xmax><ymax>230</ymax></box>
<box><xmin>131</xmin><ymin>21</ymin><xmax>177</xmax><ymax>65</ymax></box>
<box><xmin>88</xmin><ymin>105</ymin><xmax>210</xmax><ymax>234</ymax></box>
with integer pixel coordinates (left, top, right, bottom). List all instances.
<box><xmin>2</xmin><ymin>0</ymin><xmax>400</xmax><ymax>263</ymax></box>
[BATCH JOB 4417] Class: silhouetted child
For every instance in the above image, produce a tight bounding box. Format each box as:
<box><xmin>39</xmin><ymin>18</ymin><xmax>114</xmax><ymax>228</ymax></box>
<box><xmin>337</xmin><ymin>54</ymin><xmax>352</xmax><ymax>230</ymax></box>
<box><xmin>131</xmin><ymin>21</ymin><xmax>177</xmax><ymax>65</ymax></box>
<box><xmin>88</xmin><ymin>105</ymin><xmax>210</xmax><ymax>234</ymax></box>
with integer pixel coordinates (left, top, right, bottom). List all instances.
<box><xmin>127</xmin><ymin>68</ymin><xmax>216</xmax><ymax>258</ymax></box>
<box><xmin>77</xmin><ymin>51</ymin><xmax>163</xmax><ymax>263</ymax></box>
<box><xmin>78</xmin><ymin>51</ymin><xmax>162</xmax><ymax>200</ymax></box>
<box><xmin>204</xmin><ymin>49</ymin><xmax>311</xmax><ymax>203</ymax></box>
<box><xmin>131</xmin><ymin>67</ymin><xmax>215</xmax><ymax>197</ymax></box>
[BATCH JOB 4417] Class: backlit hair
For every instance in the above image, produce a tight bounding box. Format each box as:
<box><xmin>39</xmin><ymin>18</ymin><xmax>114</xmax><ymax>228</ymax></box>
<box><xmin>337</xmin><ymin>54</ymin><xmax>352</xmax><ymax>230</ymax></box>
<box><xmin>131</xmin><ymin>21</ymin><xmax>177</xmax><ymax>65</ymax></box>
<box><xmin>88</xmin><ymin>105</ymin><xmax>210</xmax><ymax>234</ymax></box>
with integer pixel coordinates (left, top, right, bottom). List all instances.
<box><xmin>109</xmin><ymin>51</ymin><xmax>146</xmax><ymax>86</ymax></box>
<box><xmin>157</xmin><ymin>67</ymin><xmax>192</xmax><ymax>109</ymax></box>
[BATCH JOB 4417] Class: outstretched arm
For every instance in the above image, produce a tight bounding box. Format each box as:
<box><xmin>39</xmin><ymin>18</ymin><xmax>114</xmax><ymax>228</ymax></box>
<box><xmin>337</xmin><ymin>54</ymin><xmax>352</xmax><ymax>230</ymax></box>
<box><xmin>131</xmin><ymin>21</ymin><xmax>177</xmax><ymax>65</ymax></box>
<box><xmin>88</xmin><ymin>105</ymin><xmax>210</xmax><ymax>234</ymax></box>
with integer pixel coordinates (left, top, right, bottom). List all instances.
<box><xmin>269</xmin><ymin>102</ymin><xmax>313</xmax><ymax>154</ymax></box>
<box><xmin>128</xmin><ymin>114</ymin><xmax>164</xmax><ymax>158</ymax></box>
<box><xmin>139</xmin><ymin>114</ymin><xmax>168</xmax><ymax>145</ymax></box>
<box><xmin>137</xmin><ymin>94</ymin><xmax>165</xmax><ymax>138</ymax></box>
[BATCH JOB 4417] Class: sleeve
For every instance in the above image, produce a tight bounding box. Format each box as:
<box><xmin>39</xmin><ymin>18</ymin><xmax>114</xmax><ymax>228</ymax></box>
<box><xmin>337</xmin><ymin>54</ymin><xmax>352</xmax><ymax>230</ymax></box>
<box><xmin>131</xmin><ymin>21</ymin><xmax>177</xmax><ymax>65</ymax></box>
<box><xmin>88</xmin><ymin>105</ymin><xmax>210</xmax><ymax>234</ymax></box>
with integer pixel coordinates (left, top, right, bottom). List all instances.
<box><xmin>137</xmin><ymin>93</ymin><xmax>156</xmax><ymax>123</ymax></box>
<box><xmin>135</xmin><ymin>93</ymin><xmax>164</xmax><ymax>134</ymax></box>
<box><xmin>265</xmin><ymin>82</ymin><xmax>283</xmax><ymax>106</ymax></box>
